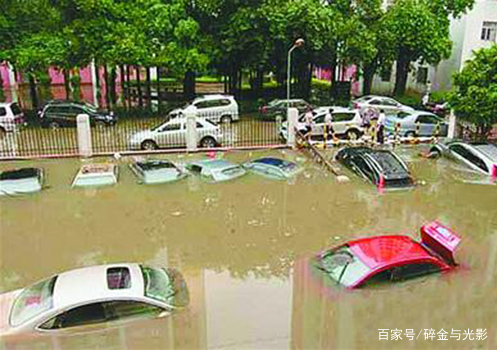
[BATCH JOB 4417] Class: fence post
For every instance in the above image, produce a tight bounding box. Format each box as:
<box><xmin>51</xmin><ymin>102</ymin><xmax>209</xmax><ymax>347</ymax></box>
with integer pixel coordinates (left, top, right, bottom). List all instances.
<box><xmin>185</xmin><ymin>106</ymin><xmax>198</xmax><ymax>152</ymax></box>
<box><xmin>287</xmin><ymin>107</ymin><xmax>298</xmax><ymax>148</ymax></box>
<box><xmin>77</xmin><ymin>114</ymin><xmax>92</xmax><ymax>157</ymax></box>
<box><xmin>448</xmin><ymin>110</ymin><xmax>457</xmax><ymax>139</ymax></box>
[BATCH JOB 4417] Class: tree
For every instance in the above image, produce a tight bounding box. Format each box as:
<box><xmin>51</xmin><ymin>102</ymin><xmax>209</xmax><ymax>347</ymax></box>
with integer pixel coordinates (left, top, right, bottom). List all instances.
<box><xmin>449</xmin><ymin>44</ymin><xmax>497</xmax><ymax>138</ymax></box>
<box><xmin>383</xmin><ymin>0</ymin><xmax>474</xmax><ymax>96</ymax></box>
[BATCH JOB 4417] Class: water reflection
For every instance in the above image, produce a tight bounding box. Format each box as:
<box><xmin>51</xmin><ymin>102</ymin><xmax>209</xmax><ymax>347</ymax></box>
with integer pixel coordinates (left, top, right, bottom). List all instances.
<box><xmin>1</xmin><ymin>148</ymin><xmax>496</xmax><ymax>349</ymax></box>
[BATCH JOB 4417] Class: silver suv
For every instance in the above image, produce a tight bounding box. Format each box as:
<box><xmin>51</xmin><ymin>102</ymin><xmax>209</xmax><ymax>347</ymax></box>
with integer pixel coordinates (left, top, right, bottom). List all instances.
<box><xmin>0</xmin><ymin>102</ymin><xmax>25</xmax><ymax>134</ymax></box>
<box><xmin>168</xmin><ymin>95</ymin><xmax>239</xmax><ymax>123</ymax></box>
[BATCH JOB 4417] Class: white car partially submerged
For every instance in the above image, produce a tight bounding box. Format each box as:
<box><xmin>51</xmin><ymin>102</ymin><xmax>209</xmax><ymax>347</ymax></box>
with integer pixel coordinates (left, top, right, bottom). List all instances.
<box><xmin>185</xmin><ymin>159</ymin><xmax>246</xmax><ymax>182</ymax></box>
<box><xmin>72</xmin><ymin>163</ymin><xmax>118</xmax><ymax>187</ymax></box>
<box><xmin>0</xmin><ymin>168</ymin><xmax>44</xmax><ymax>196</ymax></box>
<box><xmin>130</xmin><ymin>160</ymin><xmax>187</xmax><ymax>184</ymax></box>
<box><xmin>0</xmin><ymin>263</ymin><xmax>189</xmax><ymax>337</ymax></box>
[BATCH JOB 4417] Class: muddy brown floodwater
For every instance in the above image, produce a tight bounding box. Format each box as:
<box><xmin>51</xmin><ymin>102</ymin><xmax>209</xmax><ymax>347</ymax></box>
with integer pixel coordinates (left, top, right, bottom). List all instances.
<box><xmin>0</xmin><ymin>146</ymin><xmax>496</xmax><ymax>350</ymax></box>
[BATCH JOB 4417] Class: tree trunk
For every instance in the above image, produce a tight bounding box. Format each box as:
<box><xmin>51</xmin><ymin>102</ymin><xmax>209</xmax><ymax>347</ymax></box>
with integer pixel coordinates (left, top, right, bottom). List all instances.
<box><xmin>183</xmin><ymin>70</ymin><xmax>196</xmax><ymax>100</ymax></box>
<box><xmin>103</xmin><ymin>65</ymin><xmax>110</xmax><ymax>107</ymax></box>
<box><xmin>329</xmin><ymin>53</ymin><xmax>337</xmax><ymax>97</ymax></box>
<box><xmin>71</xmin><ymin>68</ymin><xmax>82</xmax><ymax>102</ymax></box>
<box><xmin>254</xmin><ymin>68</ymin><xmax>264</xmax><ymax>97</ymax></box>
<box><xmin>63</xmin><ymin>69</ymin><xmax>71</xmax><ymax>100</ymax></box>
<box><xmin>145</xmin><ymin>67</ymin><xmax>152</xmax><ymax>108</ymax></box>
<box><xmin>362</xmin><ymin>62</ymin><xmax>377</xmax><ymax>96</ymax></box>
<box><xmin>126</xmin><ymin>65</ymin><xmax>131</xmax><ymax>106</ymax></box>
<box><xmin>28</xmin><ymin>74</ymin><xmax>39</xmax><ymax>110</ymax></box>
<box><xmin>120</xmin><ymin>65</ymin><xmax>126</xmax><ymax>108</ymax></box>
<box><xmin>0</xmin><ymin>73</ymin><xmax>4</xmax><ymax>102</ymax></box>
<box><xmin>393</xmin><ymin>56</ymin><xmax>409</xmax><ymax>97</ymax></box>
<box><xmin>95</xmin><ymin>64</ymin><xmax>101</xmax><ymax>106</ymax></box>
<box><xmin>135</xmin><ymin>66</ymin><xmax>143</xmax><ymax>107</ymax></box>
<box><xmin>156</xmin><ymin>67</ymin><xmax>162</xmax><ymax>113</ymax></box>
<box><xmin>109</xmin><ymin>66</ymin><xmax>117</xmax><ymax>106</ymax></box>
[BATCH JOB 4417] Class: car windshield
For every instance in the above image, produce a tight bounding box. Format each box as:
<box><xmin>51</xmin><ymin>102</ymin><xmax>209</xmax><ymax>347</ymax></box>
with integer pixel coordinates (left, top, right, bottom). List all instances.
<box><xmin>319</xmin><ymin>246</ymin><xmax>371</xmax><ymax>288</ymax></box>
<box><xmin>268</xmin><ymin>100</ymin><xmax>282</xmax><ymax>107</ymax></box>
<box><xmin>10</xmin><ymin>276</ymin><xmax>57</xmax><ymax>326</ymax></box>
<box><xmin>141</xmin><ymin>266</ymin><xmax>175</xmax><ymax>303</ymax></box>
<box><xmin>83</xmin><ymin>102</ymin><xmax>98</xmax><ymax>113</ymax></box>
<box><xmin>151</xmin><ymin>122</ymin><xmax>168</xmax><ymax>132</ymax></box>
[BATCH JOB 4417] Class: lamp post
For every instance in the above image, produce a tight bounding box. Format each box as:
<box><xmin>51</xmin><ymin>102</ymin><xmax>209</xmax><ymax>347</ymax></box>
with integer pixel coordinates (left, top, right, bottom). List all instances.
<box><xmin>287</xmin><ymin>38</ymin><xmax>305</xmax><ymax>109</ymax></box>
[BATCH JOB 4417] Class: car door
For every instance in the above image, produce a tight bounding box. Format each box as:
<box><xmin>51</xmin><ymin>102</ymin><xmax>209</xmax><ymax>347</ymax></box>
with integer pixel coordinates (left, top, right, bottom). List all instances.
<box><xmin>332</xmin><ymin>112</ymin><xmax>357</xmax><ymax>134</ymax></box>
<box><xmin>193</xmin><ymin>100</ymin><xmax>211</xmax><ymax>119</ymax></box>
<box><xmin>156</xmin><ymin>121</ymin><xmax>185</xmax><ymax>148</ymax></box>
<box><xmin>46</xmin><ymin>105</ymin><xmax>72</xmax><ymax>126</ymax></box>
<box><xmin>415</xmin><ymin>114</ymin><xmax>443</xmax><ymax>136</ymax></box>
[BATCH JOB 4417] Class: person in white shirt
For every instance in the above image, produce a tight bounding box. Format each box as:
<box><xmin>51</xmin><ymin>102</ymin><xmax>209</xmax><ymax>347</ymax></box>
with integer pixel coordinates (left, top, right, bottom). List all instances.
<box><xmin>377</xmin><ymin>109</ymin><xmax>386</xmax><ymax>144</ymax></box>
<box><xmin>324</xmin><ymin>108</ymin><xmax>334</xmax><ymax>140</ymax></box>
<box><xmin>304</xmin><ymin>107</ymin><xmax>314</xmax><ymax>139</ymax></box>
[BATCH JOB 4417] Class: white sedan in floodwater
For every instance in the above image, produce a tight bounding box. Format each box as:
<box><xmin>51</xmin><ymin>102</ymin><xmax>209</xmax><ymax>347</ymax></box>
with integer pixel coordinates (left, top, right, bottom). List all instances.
<box><xmin>0</xmin><ymin>263</ymin><xmax>189</xmax><ymax>337</ymax></box>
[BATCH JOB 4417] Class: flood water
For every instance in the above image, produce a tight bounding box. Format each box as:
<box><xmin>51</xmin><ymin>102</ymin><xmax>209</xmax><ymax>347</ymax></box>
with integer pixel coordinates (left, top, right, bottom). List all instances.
<box><xmin>1</xmin><ymin>146</ymin><xmax>496</xmax><ymax>350</ymax></box>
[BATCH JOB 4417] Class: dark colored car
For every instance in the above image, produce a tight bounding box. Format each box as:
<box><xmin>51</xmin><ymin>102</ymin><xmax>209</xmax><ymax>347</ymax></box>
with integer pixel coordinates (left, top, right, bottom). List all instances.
<box><xmin>39</xmin><ymin>100</ymin><xmax>117</xmax><ymax>129</ymax></box>
<box><xmin>259</xmin><ymin>99</ymin><xmax>312</xmax><ymax>121</ymax></box>
<box><xmin>335</xmin><ymin>147</ymin><xmax>414</xmax><ymax>188</ymax></box>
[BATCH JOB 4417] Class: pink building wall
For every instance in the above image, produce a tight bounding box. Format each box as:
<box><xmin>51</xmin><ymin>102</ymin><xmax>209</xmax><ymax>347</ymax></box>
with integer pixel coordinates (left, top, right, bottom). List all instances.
<box><xmin>315</xmin><ymin>65</ymin><xmax>360</xmax><ymax>96</ymax></box>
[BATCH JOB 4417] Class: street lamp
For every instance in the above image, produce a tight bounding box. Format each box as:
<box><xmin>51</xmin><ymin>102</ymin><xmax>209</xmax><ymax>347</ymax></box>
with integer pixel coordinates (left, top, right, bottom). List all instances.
<box><xmin>287</xmin><ymin>38</ymin><xmax>305</xmax><ymax>109</ymax></box>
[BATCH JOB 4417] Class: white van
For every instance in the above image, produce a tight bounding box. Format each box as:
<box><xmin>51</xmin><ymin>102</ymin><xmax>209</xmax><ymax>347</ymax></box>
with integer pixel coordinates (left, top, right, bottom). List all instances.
<box><xmin>168</xmin><ymin>95</ymin><xmax>239</xmax><ymax>123</ymax></box>
<box><xmin>0</xmin><ymin>102</ymin><xmax>25</xmax><ymax>134</ymax></box>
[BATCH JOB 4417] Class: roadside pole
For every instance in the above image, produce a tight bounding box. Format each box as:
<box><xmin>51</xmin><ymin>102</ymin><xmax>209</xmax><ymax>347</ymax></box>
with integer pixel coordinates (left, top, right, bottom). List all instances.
<box><xmin>77</xmin><ymin>114</ymin><xmax>92</xmax><ymax>157</ymax></box>
<box><xmin>287</xmin><ymin>107</ymin><xmax>298</xmax><ymax>148</ymax></box>
<box><xmin>185</xmin><ymin>106</ymin><xmax>198</xmax><ymax>152</ymax></box>
<box><xmin>448</xmin><ymin>110</ymin><xmax>457</xmax><ymax>139</ymax></box>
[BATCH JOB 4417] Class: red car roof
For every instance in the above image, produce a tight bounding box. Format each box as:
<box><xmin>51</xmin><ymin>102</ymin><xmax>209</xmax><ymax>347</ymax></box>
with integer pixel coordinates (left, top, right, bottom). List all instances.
<box><xmin>348</xmin><ymin>235</ymin><xmax>450</xmax><ymax>271</ymax></box>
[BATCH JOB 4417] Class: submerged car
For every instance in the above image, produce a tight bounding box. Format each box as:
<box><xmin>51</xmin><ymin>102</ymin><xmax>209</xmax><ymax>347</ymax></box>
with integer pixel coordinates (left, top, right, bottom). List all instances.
<box><xmin>244</xmin><ymin>157</ymin><xmax>302</xmax><ymax>180</ymax></box>
<box><xmin>129</xmin><ymin>117</ymin><xmax>223</xmax><ymax>150</ymax></box>
<box><xmin>72</xmin><ymin>163</ymin><xmax>118</xmax><ymax>187</ymax></box>
<box><xmin>0</xmin><ymin>168</ymin><xmax>44</xmax><ymax>195</ymax></box>
<box><xmin>384</xmin><ymin>110</ymin><xmax>448</xmax><ymax>137</ymax></box>
<box><xmin>429</xmin><ymin>141</ymin><xmax>497</xmax><ymax>176</ymax></box>
<box><xmin>313</xmin><ymin>221</ymin><xmax>461</xmax><ymax>289</ymax></box>
<box><xmin>185</xmin><ymin>159</ymin><xmax>246</xmax><ymax>182</ymax></box>
<box><xmin>0</xmin><ymin>263</ymin><xmax>189</xmax><ymax>336</ymax></box>
<box><xmin>130</xmin><ymin>160</ymin><xmax>186</xmax><ymax>184</ymax></box>
<box><xmin>280</xmin><ymin>107</ymin><xmax>364</xmax><ymax>140</ymax></box>
<box><xmin>335</xmin><ymin>147</ymin><xmax>414</xmax><ymax>188</ymax></box>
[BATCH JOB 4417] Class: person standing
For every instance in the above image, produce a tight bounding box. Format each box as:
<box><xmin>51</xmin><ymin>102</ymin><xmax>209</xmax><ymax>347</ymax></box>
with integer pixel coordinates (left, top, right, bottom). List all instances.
<box><xmin>304</xmin><ymin>107</ymin><xmax>314</xmax><ymax>140</ymax></box>
<box><xmin>324</xmin><ymin>108</ymin><xmax>334</xmax><ymax>141</ymax></box>
<box><xmin>376</xmin><ymin>109</ymin><xmax>386</xmax><ymax>144</ymax></box>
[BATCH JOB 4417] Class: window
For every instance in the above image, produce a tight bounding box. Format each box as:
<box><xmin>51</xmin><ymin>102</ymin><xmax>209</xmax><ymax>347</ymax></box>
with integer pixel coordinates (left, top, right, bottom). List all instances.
<box><xmin>40</xmin><ymin>303</ymin><xmax>107</xmax><ymax>329</ymax></box>
<box><xmin>333</xmin><ymin>112</ymin><xmax>355</xmax><ymax>122</ymax></box>
<box><xmin>48</xmin><ymin>106</ymin><xmax>72</xmax><ymax>114</ymax></box>
<box><xmin>449</xmin><ymin>145</ymin><xmax>489</xmax><ymax>172</ymax></box>
<box><xmin>107</xmin><ymin>267</ymin><xmax>131</xmax><ymax>290</ymax></box>
<box><xmin>162</xmin><ymin>123</ymin><xmax>181</xmax><ymax>132</ymax></box>
<box><xmin>0</xmin><ymin>107</ymin><xmax>6</xmax><ymax>117</ymax></box>
<box><xmin>194</xmin><ymin>101</ymin><xmax>210</xmax><ymax>109</ymax></box>
<box><xmin>105</xmin><ymin>301</ymin><xmax>163</xmax><ymax>321</ymax></box>
<box><xmin>352</xmin><ymin>156</ymin><xmax>375</xmax><ymax>181</ymax></box>
<box><xmin>196</xmin><ymin>122</ymin><xmax>204</xmax><ymax>129</ymax></box>
<box><xmin>416</xmin><ymin>115</ymin><xmax>439</xmax><ymax>124</ymax></box>
<box><xmin>11</xmin><ymin>103</ymin><xmax>22</xmax><ymax>115</ymax></box>
<box><xmin>382</xmin><ymin>98</ymin><xmax>398</xmax><ymax>107</ymax></box>
<box><xmin>141</xmin><ymin>266</ymin><xmax>175</xmax><ymax>303</ymax></box>
<box><xmin>481</xmin><ymin>21</ymin><xmax>497</xmax><ymax>41</ymax></box>
<box><xmin>360</xmin><ymin>269</ymin><xmax>394</xmax><ymax>287</ymax></box>
<box><xmin>319</xmin><ymin>246</ymin><xmax>372</xmax><ymax>288</ymax></box>
<box><xmin>416</xmin><ymin>67</ymin><xmax>428</xmax><ymax>84</ymax></box>
<box><xmin>369</xmin><ymin>99</ymin><xmax>381</xmax><ymax>105</ymax></box>
<box><xmin>314</xmin><ymin>115</ymin><xmax>325</xmax><ymax>124</ymax></box>
<box><xmin>71</xmin><ymin>106</ymin><xmax>85</xmax><ymax>115</ymax></box>
<box><xmin>393</xmin><ymin>263</ymin><xmax>440</xmax><ymax>281</ymax></box>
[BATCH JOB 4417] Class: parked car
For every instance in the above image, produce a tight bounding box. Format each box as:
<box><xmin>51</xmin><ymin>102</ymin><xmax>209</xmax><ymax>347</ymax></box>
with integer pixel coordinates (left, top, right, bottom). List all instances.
<box><xmin>130</xmin><ymin>160</ymin><xmax>187</xmax><ymax>184</ymax></box>
<box><xmin>168</xmin><ymin>94</ymin><xmax>239</xmax><ymax>123</ymax></box>
<box><xmin>0</xmin><ymin>263</ymin><xmax>189</xmax><ymax>336</ymax></box>
<box><xmin>185</xmin><ymin>159</ymin><xmax>246</xmax><ymax>182</ymax></box>
<box><xmin>429</xmin><ymin>141</ymin><xmax>497</xmax><ymax>176</ymax></box>
<box><xmin>129</xmin><ymin>117</ymin><xmax>224</xmax><ymax>150</ymax></box>
<box><xmin>258</xmin><ymin>99</ymin><xmax>312</xmax><ymax>121</ymax></box>
<box><xmin>244</xmin><ymin>157</ymin><xmax>303</xmax><ymax>180</ymax></box>
<box><xmin>312</xmin><ymin>221</ymin><xmax>461</xmax><ymax>289</ymax></box>
<box><xmin>279</xmin><ymin>107</ymin><xmax>364</xmax><ymax>140</ymax></box>
<box><xmin>351</xmin><ymin>95</ymin><xmax>414</xmax><ymax>114</ymax></box>
<box><xmin>0</xmin><ymin>102</ymin><xmax>25</xmax><ymax>135</ymax></box>
<box><xmin>0</xmin><ymin>168</ymin><xmax>43</xmax><ymax>196</ymax></box>
<box><xmin>335</xmin><ymin>147</ymin><xmax>414</xmax><ymax>188</ymax></box>
<box><xmin>39</xmin><ymin>100</ymin><xmax>117</xmax><ymax>129</ymax></box>
<box><xmin>384</xmin><ymin>110</ymin><xmax>448</xmax><ymax>137</ymax></box>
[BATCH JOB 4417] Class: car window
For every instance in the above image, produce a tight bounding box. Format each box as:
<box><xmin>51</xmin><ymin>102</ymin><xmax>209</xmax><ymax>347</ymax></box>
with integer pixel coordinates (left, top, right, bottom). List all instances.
<box><xmin>10</xmin><ymin>276</ymin><xmax>57</xmax><ymax>327</ymax></box>
<box><xmin>359</xmin><ymin>268</ymin><xmax>394</xmax><ymax>288</ymax></box>
<box><xmin>40</xmin><ymin>302</ymin><xmax>106</xmax><ymax>330</ymax></box>
<box><xmin>314</xmin><ymin>115</ymin><xmax>325</xmax><ymax>124</ymax></box>
<box><xmin>393</xmin><ymin>263</ymin><xmax>441</xmax><ymax>281</ymax></box>
<box><xmin>449</xmin><ymin>145</ymin><xmax>489</xmax><ymax>172</ymax></box>
<box><xmin>382</xmin><ymin>98</ymin><xmax>398</xmax><ymax>106</ymax></box>
<box><xmin>396</xmin><ymin>112</ymin><xmax>412</xmax><ymax>119</ymax></box>
<box><xmin>319</xmin><ymin>246</ymin><xmax>372</xmax><ymax>288</ymax></box>
<box><xmin>333</xmin><ymin>112</ymin><xmax>355</xmax><ymax>122</ymax></box>
<box><xmin>219</xmin><ymin>99</ymin><xmax>231</xmax><ymax>106</ymax></box>
<box><xmin>194</xmin><ymin>101</ymin><xmax>210</xmax><ymax>109</ymax></box>
<box><xmin>71</xmin><ymin>106</ymin><xmax>86</xmax><ymax>115</ymax></box>
<box><xmin>161</xmin><ymin>123</ymin><xmax>181</xmax><ymax>132</ymax></box>
<box><xmin>105</xmin><ymin>301</ymin><xmax>163</xmax><ymax>321</ymax></box>
<box><xmin>49</xmin><ymin>106</ymin><xmax>72</xmax><ymax>114</ymax></box>
<box><xmin>11</xmin><ymin>103</ymin><xmax>22</xmax><ymax>115</ymax></box>
<box><xmin>141</xmin><ymin>266</ymin><xmax>175</xmax><ymax>303</ymax></box>
<box><xmin>416</xmin><ymin>115</ymin><xmax>438</xmax><ymax>124</ymax></box>
<box><xmin>351</xmin><ymin>156</ymin><xmax>375</xmax><ymax>181</ymax></box>
<box><xmin>0</xmin><ymin>107</ymin><xmax>6</xmax><ymax>117</ymax></box>
<box><xmin>369</xmin><ymin>99</ymin><xmax>381</xmax><ymax>105</ymax></box>
<box><xmin>196</xmin><ymin>122</ymin><xmax>204</xmax><ymax>129</ymax></box>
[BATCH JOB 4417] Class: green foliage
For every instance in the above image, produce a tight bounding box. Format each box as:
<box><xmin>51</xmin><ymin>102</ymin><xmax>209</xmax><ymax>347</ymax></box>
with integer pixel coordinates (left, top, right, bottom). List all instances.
<box><xmin>449</xmin><ymin>45</ymin><xmax>497</xmax><ymax>130</ymax></box>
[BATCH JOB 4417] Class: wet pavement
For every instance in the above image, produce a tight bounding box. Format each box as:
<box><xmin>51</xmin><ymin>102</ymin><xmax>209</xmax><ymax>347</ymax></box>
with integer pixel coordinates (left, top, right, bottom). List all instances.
<box><xmin>0</xmin><ymin>145</ymin><xmax>496</xmax><ymax>349</ymax></box>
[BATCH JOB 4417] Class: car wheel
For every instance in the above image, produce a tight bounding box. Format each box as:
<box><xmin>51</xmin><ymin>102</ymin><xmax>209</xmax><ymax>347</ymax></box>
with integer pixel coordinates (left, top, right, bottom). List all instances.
<box><xmin>405</xmin><ymin>131</ymin><xmax>416</xmax><ymax>138</ymax></box>
<box><xmin>49</xmin><ymin>121</ymin><xmax>61</xmax><ymax>130</ymax></box>
<box><xmin>141</xmin><ymin>140</ymin><xmax>158</xmax><ymax>150</ymax></box>
<box><xmin>346</xmin><ymin>129</ymin><xmax>361</xmax><ymax>140</ymax></box>
<box><xmin>200</xmin><ymin>136</ymin><xmax>217</xmax><ymax>148</ymax></box>
<box><xmin>220</xmin><ymin>115</ymin><xmax>232</xmax><ymax>124</ymax></box>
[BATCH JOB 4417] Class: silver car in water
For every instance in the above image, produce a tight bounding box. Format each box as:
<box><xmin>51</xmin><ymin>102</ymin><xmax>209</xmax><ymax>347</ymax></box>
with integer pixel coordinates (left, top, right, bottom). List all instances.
<box><xmin>430</xmin><ymin>141</ymin><xmax>497</xmax><ymax>175</ymax></box>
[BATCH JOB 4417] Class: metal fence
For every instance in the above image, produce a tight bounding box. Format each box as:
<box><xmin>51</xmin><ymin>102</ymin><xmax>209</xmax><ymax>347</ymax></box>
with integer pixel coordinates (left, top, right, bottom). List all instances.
<box><xmin>0</xmin><ymin>111</ymin><xmax>286</xmax><ymax>160</ymax></box>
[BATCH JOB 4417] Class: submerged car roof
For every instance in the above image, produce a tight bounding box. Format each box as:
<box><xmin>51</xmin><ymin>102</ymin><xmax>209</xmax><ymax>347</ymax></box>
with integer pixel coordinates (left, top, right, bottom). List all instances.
<box><xmin>253</xmin><ymin>157</ymin><xmax>294</xmax><ymax>167</ymax></box>
<box><xmin>53</xmin><ymin>264</ymin><xmax>145</xmax><ymax>310</ymax></box>
<box><xmin>343</xmin><ymin>147</ymin><xmax>408</xmax><ymax>177</ymax></box>
<box><xmin>190</xmin><ymin>159</ymin><xmax>239</xmax><ymax>169</ymax></box>
<box><xmin>348</xmin><ymin>235</ymin><xmax>443</xmax><ymax>271</ymax></box>
<box><xmin>0</xmin><ymin>168</ymin><xmax>41</xmax><ymax>181</ymax></box>
<box><xmin>135</xmin><ymin>160</ymin><xmax>177</xmax><ymax>171</ymax></box>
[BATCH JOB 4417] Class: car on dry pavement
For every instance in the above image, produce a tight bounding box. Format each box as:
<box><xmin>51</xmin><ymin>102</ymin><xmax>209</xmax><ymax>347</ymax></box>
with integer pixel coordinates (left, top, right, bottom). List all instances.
<box><xmin>312</xmin><ymin>221</ymin><xmax>461</xmax><ymax>289</ymax></box>
<box><xmin>39</xmin><ymin>100</ymin><xmax>117</xmax><ymax>129</ymax></box>
<box><xmin>0</xmin><ymin>102</ymin><xmax>25</xmax><ymax>135</ymax></box>
<box><xmin>0</xmin><ymin>263</ymin><xmax>189</xmax><ymax>336</ymax></box>
<box><xmin>351</xmin><ymin>95</ymin><xmax>415</xmax><ymax>114</ymax></box>
<box><xmin>258</xmin><ymin>99</ymin><xmax>312</xmax><ymax>121</ymax></box>
<box><xmin>168</xmin><ymin>94</ymin><xmax>239</xmax><ymax>123</ymax></box>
